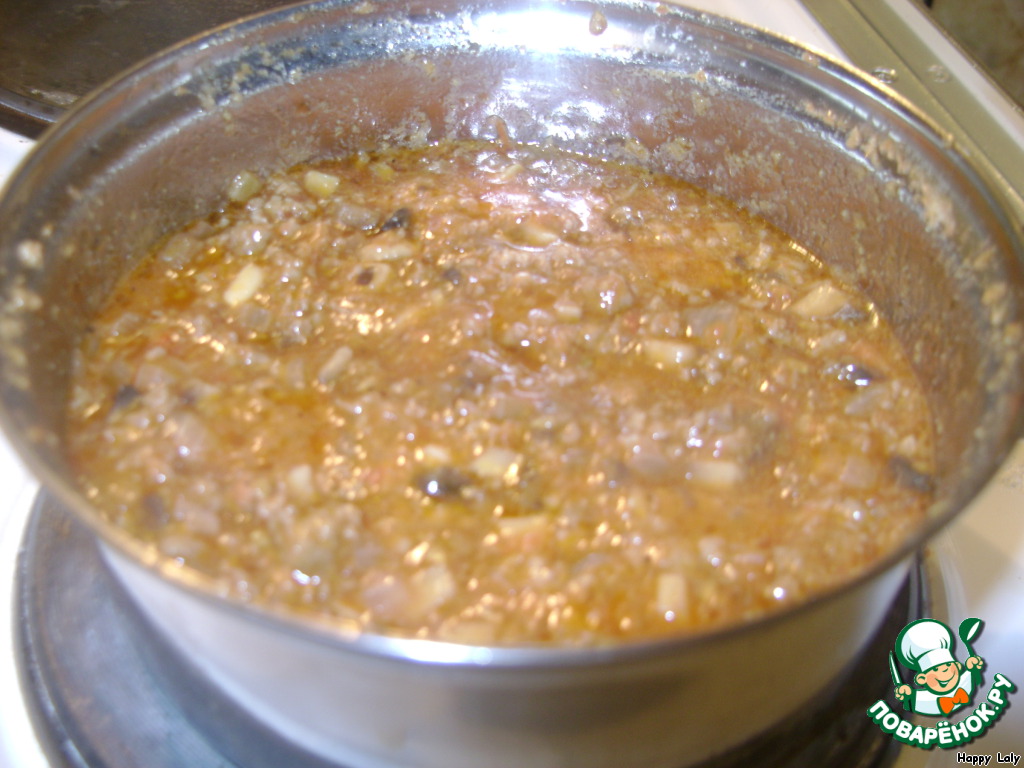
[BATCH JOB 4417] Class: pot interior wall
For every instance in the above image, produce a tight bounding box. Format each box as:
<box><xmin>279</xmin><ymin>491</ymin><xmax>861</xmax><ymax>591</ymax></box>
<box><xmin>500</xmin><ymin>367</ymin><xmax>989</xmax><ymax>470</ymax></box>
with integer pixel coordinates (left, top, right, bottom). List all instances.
<box><xmin>1</xmin><ymin>0</ymin><xmax>1021</xmax><ymax>560</ymax></box>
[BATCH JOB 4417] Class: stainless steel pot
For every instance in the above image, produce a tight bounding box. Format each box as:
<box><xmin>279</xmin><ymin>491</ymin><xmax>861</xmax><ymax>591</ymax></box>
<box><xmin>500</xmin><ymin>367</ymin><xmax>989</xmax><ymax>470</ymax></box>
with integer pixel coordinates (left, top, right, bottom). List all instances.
<box><xmin>1</xmin><ymin>1</ymin><xmax>1022</xmax><ymax>766</ymax></box>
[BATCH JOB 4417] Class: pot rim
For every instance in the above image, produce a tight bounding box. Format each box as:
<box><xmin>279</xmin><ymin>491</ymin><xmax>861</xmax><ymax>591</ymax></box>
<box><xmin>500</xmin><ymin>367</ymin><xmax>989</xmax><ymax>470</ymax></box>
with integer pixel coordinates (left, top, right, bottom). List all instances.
<box><xmin>2</xmin><ymin>0</ymin><xmax>1022</xmax><ymax>670</ymax></box>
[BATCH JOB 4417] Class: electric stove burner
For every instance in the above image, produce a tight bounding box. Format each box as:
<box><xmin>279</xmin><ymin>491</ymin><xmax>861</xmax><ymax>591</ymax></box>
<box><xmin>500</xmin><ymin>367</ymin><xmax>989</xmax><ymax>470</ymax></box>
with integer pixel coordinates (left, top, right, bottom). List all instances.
<box><xmin>16</xmin><ymin>493</ymin><xmax>922</xmax><ymax>768</ymax></box>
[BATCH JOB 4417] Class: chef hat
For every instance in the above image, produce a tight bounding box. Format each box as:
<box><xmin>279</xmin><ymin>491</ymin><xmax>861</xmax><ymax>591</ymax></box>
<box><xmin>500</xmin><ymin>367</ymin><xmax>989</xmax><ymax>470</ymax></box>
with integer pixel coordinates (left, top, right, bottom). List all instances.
<box><xmin>896</xmin><ymin>619</ymin><xmax>956</xmax><ymax>673</ymax></box>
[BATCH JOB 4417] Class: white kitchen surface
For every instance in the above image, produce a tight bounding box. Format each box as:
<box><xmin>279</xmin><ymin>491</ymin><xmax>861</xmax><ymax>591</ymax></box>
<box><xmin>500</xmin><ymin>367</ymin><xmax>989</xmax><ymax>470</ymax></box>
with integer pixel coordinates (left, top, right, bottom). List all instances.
<box><xmin>0</xmin><ymin>125</ymin><xmax>41</xmax><ymax>768</ymax></box>
<box><xmin>1</xmin><ymin>2</ymin><xmax>1022</xmax><ymax>767</ymax></box>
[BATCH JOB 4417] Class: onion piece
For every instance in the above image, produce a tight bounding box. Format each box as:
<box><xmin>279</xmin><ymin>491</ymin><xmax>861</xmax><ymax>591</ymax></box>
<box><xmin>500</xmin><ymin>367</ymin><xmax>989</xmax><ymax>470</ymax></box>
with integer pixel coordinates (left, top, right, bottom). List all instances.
<box><xmin>688</xmin><ymin>459</ymin><xmax>743</xmax><ymax>488</ymax></box>
<box><xmin>789</xmin><ymin>282</ymin><xmax>852</xmax><ymax>319</ymax></box>
<box><xmin>642</xmin><ymin>339</ymin><xmax>698</xmax><ymax>368</ymax></box>
<box><xmin>303</xmin><ymin>169</ymin><xmax>341</xmax><ymax>199</ymax></box>
<box><xmin>656</xmin><ymin>572</ymin><xmax>689</xmax><ymax>618</ymax></box>
<box><xmin>223</xmin><ymin>263</ymin><xmax>264</xmax><ymax>307</ymax></box>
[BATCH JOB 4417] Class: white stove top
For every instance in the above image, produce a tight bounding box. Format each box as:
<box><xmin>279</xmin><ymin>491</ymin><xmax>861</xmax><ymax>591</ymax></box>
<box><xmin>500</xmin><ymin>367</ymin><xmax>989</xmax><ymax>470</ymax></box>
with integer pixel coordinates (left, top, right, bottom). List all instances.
<box><xmin>0</xmin><ymin>125</ymin><xmax>40</xmax><ymax>768</ymax></box>
<box><xmin>1</xmin><ymin>2</ymin><xmax>1022</xmax><ymax>767</ymax></box>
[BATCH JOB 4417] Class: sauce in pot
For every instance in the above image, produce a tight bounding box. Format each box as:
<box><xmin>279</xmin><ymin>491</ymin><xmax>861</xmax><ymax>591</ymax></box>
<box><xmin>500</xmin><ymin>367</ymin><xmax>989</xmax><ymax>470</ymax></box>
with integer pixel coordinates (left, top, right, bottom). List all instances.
<box><xmin>67</xmin><ymin>140</ymin><xmax>934</xmax><ymax>645</ymax></box>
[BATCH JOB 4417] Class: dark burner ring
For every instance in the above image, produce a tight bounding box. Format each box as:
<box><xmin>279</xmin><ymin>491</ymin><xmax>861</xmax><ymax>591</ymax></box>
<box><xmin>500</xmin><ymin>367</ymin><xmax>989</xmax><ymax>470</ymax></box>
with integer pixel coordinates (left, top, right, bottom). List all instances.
<box><xmin>16</xmin><ymin>493</ymin><xmax>919</xmax><ymax>768</ymax></box>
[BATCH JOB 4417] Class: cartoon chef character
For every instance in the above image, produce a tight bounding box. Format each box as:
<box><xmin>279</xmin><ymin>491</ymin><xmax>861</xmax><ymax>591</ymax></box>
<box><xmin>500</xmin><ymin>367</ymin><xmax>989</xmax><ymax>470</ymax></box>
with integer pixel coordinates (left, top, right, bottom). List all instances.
<box><xmin>893</xmin><ymin>618</ymin><xmax>984</xmax><ymax>717</ymax></box>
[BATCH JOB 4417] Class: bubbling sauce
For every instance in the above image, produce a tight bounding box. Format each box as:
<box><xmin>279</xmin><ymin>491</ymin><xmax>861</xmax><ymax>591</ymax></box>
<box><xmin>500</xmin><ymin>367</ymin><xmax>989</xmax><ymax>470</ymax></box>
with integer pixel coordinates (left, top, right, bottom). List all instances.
<box><xmin>67</xmin><ymin>140</ymin><xmax>934</xmax><ymax>645</ymax></box>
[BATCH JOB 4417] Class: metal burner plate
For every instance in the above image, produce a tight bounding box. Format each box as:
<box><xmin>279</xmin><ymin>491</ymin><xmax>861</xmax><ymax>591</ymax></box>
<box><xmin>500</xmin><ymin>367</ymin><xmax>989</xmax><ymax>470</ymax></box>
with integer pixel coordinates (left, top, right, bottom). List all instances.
<box><xmin>16</xmin><ymin>493</ymin><xmax>920</xmax><ymax>768</ymax></box>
